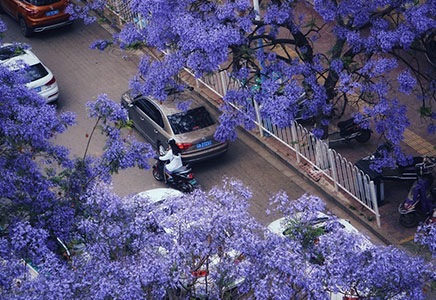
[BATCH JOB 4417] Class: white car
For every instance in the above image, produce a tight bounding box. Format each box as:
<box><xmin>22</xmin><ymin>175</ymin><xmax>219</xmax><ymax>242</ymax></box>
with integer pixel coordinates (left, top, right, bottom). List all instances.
<box><xmin>0</xmin><ymin>43</ymin><xmax>59</xmax><ymax>103</ymax></box>
<box><xmin>268</xmin><ymin>212</ymin><xmax>366</xmax><ymax>300</ymax></box>
<box><xmin>136</xmin><ymin>187</ymin><xmax>184</xmax><ymax>204</ymax></box>
<box><xmin>267</xmin><ymin>211</ymin><xmax>360</xmax><ymax>237</ymax></box>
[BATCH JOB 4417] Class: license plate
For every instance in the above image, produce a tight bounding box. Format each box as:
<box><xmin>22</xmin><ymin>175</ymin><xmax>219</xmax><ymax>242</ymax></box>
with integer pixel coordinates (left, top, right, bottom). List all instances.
<box><xmin>46</xmin><ymin>10</ymin><xmax>59</xmax><ymax>16</ymax></box>
<box><xmin>196</xmin><ymin>140</ymin><xmax>212</xmax><ymax>149</ymax></box>
<box><xmin>33</xmin><ymin>86</ymin><xmax>41</xmax><ymax>92</ymax></box>
<box><xmin>189</xmin><ymin>179</ymin><xmax>197</xmax><ymax>185</ymax></box>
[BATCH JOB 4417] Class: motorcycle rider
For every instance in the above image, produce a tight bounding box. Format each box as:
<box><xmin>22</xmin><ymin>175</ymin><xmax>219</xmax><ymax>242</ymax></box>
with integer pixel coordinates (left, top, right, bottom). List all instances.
<box><xmin>159</xmin><ymin>139</ymin><xmax>183</xmax><ymax>182</ymax></box>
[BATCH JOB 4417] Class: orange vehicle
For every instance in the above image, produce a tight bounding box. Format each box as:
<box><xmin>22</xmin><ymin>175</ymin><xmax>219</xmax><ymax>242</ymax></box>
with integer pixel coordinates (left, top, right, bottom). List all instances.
<box><xmin>0</xmin><ymin>0</ymin><xmax>72</xmax><ymax>37</ymax></box>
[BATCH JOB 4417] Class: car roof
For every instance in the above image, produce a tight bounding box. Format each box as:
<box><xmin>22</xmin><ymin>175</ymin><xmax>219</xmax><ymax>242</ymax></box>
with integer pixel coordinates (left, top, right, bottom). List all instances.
<box><xmin>0</xmin><ymin>43</ymin><xmax>40</xmax><ymax>67</ymax></box>
<box><xmin>136</xmin><ymin>188</ymin><xmax>184</xmax><ymax>204</ymax></box>
<box><xmin>134</xmin><ymin>88</ymin><xmax>208</xmax><ymax>116</ymax></box>
<box><xmin>267</xmin><ymin>211</ymin><xmax>359</xmax><ymax>236</ymax></box>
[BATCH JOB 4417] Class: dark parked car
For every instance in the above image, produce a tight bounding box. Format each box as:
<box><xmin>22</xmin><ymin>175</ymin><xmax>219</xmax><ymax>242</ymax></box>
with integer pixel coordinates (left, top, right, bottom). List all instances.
<box><xmin>121</xmin><ymin>88</ymin><xmax>228</xmax><ymax>163</ymax></box>
<box><xmin>0</xmin><ymin>0</ymin><xmax>72</xmax><ymax>37</ymax></box>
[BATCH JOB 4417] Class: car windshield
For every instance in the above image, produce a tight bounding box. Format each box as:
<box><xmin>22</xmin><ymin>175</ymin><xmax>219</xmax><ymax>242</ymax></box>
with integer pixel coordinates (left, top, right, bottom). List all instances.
<box><xmin>26</xmin><ymin>0</ymin><xmax>61</xmax><ymax>5</ymax></box>
<box><xmin>0</xmin><ymin>46</ymin><xmax>25</xmax><ymax>61</ymax></box>
<box><xmin>167</xmin><ymin>106</ymin><xmax>215</xmax><ymax>134</ymax></box>
<box><xmin>25</xmin><ymin>63</ymin><xmax>48</xmax><ymax>82</ymax></box>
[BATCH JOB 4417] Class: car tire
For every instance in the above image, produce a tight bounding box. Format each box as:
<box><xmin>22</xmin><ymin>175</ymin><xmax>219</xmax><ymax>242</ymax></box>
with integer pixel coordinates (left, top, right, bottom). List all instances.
<box><xmin>19</xmin><ymin>17</ymin><xmax>33</xmax><ymax>37</ymax></box>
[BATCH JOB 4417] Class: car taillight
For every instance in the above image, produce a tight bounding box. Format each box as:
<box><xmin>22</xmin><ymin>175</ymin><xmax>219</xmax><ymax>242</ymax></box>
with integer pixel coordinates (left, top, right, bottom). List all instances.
<box><xmin>45</xmin><ymin>76</ymin><xmax>56</xmax><ymax>86</ymax></box>
<box><xmin>177</xmin><ymin>143</ymin><xmax>192</xmax><ymax>150</ymax></box>
<box><xmin>188</xmin><ymin>173</ymin><xmax>194</xmax><ymax>179</ymax></box>
<box><xmin>234</xmin><ymin>253</ymin><xmax>244</xmax><ymax>264</ymax></box>
<box><xmin>24</xmin><ymin>7</ymin><xmax>40</xmax><ymax>17</ymax></box>
<box><xmin>191</xmin><ymin>270</ymin><xmax>208</xmax><ymax>277</ymax></box>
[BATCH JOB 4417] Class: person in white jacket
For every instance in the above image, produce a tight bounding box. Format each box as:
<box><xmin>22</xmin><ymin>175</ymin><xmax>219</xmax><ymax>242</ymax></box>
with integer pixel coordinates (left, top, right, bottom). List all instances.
<box><xmin>159</xmin><ymin>139</ymin><xmax>183</xmax><ymax>181</ymax></box>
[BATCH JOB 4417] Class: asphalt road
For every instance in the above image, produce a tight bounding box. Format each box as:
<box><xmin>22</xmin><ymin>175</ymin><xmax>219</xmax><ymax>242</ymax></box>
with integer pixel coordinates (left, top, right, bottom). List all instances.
<box><xmin>0</xmin><ymin>16</ymin><xmax>384</xmax><ymax>242</ymax></box>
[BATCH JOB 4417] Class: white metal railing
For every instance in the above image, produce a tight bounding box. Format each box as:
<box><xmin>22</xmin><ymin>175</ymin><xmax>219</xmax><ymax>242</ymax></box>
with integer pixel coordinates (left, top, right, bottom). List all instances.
<box><xmin>189</xmin><ymin>70</ymin><xmax>381</xmax><ymax>227</ymax></box>
<box><xmin>102</xmin><ymin>1</ymin><xmax>381</xmax><ymax>227</ymax></box>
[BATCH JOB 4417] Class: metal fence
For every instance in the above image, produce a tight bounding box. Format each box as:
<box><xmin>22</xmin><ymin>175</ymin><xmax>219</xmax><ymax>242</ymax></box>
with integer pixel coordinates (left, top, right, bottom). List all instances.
<box><xmin>102</xmin><ymin>1</ymin><xmax>381</xmax><ymax>227</ymax></box>
<box><xmin>105</xmin><ymin>0</ymin><xmax>147</xmax><ymax>29</ymax></box>
<box><xmin>189</xmin><ymin>70</ymin><xmax>381</xmax><ymax>228</ymax></box>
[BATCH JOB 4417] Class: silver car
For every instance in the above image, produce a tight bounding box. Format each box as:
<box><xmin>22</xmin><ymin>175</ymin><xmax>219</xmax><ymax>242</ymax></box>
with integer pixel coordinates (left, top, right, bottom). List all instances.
<box><xmin>121</xmin><ymin>88</ymin><xmax>228</xmax><ymax>163</ymax></box>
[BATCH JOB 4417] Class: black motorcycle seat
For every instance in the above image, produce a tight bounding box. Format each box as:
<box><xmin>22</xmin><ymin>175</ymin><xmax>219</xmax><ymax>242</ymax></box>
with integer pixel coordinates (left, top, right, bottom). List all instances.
<box><xmin>337</xmin><ymin>117</ymin><xmax>354</xmax><ymax>129</ymax></box>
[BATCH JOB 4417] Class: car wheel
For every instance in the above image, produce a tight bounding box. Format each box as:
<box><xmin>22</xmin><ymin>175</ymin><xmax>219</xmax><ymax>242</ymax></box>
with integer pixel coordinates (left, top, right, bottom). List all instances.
<box><xmin>158</xmin><ymin>142</ymin><xmax>167</xmax><ymax>156</ymax></box>
<box><xmin>19</xmin><ymin>18</ymin><xmax>33</xmax><ymax>37</ymax></box>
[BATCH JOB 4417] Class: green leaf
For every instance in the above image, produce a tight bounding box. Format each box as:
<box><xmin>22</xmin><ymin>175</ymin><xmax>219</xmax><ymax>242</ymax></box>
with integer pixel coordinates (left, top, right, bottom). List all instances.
<box><xmin>418</xmin><ymin>106</ymin><xmax>432</xmax><ymax>117</ymax></box>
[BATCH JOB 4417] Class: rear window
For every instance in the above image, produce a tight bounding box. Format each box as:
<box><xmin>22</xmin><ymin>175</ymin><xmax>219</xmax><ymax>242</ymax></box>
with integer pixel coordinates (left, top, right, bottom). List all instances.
<box><xmin>167</xmin><ymin>106</ymin><xmax>215</xmax><ymax>134</ymax></box>
<box><xmin>0</xmin><ymin>46</ymin><xmax>25</xmax><ymax>61</ymax></box>
<box><xmin>26</xmin><ymin>0</ymin><xmax>61</xmax><ymax>5</ymax></box>
<box><xmin>25</xmin><ymin>63</ymin><xmax>48</xmax><ymax>82</ymax></box>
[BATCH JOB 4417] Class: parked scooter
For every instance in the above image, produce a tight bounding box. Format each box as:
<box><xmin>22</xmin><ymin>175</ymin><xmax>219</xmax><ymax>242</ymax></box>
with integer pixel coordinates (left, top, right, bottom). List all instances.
<box><xmin>360</xmin><ymin>142</ymin><xmax>429</xmax><ymax>181</ymax></box>
<box><xmin>328</xmin><ymin>117</ymin><xmax>372</xmax><ymax>145</ymax></box>
<box><xmin>152</xmin><ymin>157</ymin><xmax>198</xmax><ymax>193</ymax></box>
<box><xmin>398</xmin><ymin>159</ymin><xmax>436</xmax><ymax>228</ymax></box>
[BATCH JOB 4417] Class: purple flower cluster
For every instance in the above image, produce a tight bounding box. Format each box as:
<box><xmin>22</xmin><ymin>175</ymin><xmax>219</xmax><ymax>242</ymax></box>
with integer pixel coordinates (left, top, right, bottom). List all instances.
<box><xmin>397</xmin><ymin>70</ymin><xmax>417</xmax><ymax>95</ymax></box>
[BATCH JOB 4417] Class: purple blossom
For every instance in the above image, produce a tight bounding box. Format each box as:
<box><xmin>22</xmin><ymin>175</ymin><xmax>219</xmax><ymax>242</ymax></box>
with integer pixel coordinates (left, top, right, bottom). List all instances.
<box><xmin>397</xmin><ymin>70</ymin><xmax>416</xmax><ymax>95</ymax></box>
<box><xmin>312</xmin><ymin>127</ymin><xmax>324</xmax><ymax>139</ymax></box>
<box><xmin>330</xmin><ymin>59</ymin><xmax>343</xmax><ymax>74</ymax></box>
<box><xmin>267</xmin><ymin>52</ymin><xmax>277</xmax><ymax>62</ymax></box>
<box><xmin>89</xmin><ymin>39</ymin><xmax>111</xmax><ymax>51</ymax></box>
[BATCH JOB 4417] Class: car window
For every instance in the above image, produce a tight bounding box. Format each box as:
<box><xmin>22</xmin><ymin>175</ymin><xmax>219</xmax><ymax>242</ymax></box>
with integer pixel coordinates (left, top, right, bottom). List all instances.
<box><xmin>135</xmin><ymin>99</ymin><xmax>164</xmax><ymax>128</ymax></box>
<box><xmin>167</xmin><ymin>107</ymin><xmax>215</xmax><ymax>134</ymax></box>
<box><xmin>25</xmin><ymin>0</ymin><xmax>62</xmax><ymax>6</ymax></box>
<box><xmin>0</xmin><ymin>46</ymin><xmax>25</xmax><ymax>61</ymax></box>
<box><xmin>25</xmin><ymin>63</ymin><xmax>48</xmax><ymax>82</ymax></box>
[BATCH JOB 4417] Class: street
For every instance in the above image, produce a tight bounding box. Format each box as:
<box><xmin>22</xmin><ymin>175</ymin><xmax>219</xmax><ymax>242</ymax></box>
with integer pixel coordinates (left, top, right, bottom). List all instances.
<box><xmin>0</xmin><ymin>15</ymin><xmax>384</xmax><ymax>241</ymax></box>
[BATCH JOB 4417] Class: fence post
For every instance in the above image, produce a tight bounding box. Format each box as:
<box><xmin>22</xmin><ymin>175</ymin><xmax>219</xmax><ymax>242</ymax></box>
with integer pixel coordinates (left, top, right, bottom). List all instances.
<box><xmin>220</xmin><ymin>72</ymin><xmax>227</xmax><ymax>96</ymax></box>
<box><xmin>328</xmin><ymin>149</ymin><xmax>338</xmax><ymax>192</ymax></box>
<box><xmin>291</xmin><ymin>122</ymin><xmax>300</xmax><ymax>164</ymax></box>
<box><xmin>253</xmin><ymin>100</ymin><xmax>264</xmax><ymax>137</ymax></box>
<box><xmin>369</xmin><ymin>181</ymin><xmax>381</xmax><ymax>227</ymax></box>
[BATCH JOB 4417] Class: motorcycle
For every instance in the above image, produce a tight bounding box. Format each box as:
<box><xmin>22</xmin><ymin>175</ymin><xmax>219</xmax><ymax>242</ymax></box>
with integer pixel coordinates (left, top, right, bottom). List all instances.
<box><xmin>152</xmin><ymin>157</ymin><xmax>198</xmax><ymax>193</ymax></box>
<box><xmin>398</xmin><ymin>159</ymin><xmax>436</xmax><ymax>228</ymax></box>
<box><xmin>328</xmin><ymin>117</ymin><xmax>372</xmax><ymax>145</ymax></box>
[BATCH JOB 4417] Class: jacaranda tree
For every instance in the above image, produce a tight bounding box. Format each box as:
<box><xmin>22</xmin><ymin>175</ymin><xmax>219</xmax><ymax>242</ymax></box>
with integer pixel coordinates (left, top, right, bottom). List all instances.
<box><xmin>0</xmin><ymin>19</ymin><xmax>154</xmax><ymax>298</ymax></box>
<box><xmin>70</xmin><ymin>0</ymin><xmax>436</xmax><ymax>168</ymax></box>
<box><xmin>3</xmin><ymin>178</ymin><xmax>433</xmax><ymax>300</ymax></box>
<box><xmin>1</xmin><ymin>4</ymin><xmax>436</xmax><ymax>299</ymax></box>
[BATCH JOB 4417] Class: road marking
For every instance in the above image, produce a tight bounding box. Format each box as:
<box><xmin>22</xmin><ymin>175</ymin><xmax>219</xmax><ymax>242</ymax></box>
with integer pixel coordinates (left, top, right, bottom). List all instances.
<box><xmin>399</xmin><ymin>235</ymin><xmax>415</xmax><ymax>244</ymax></box>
